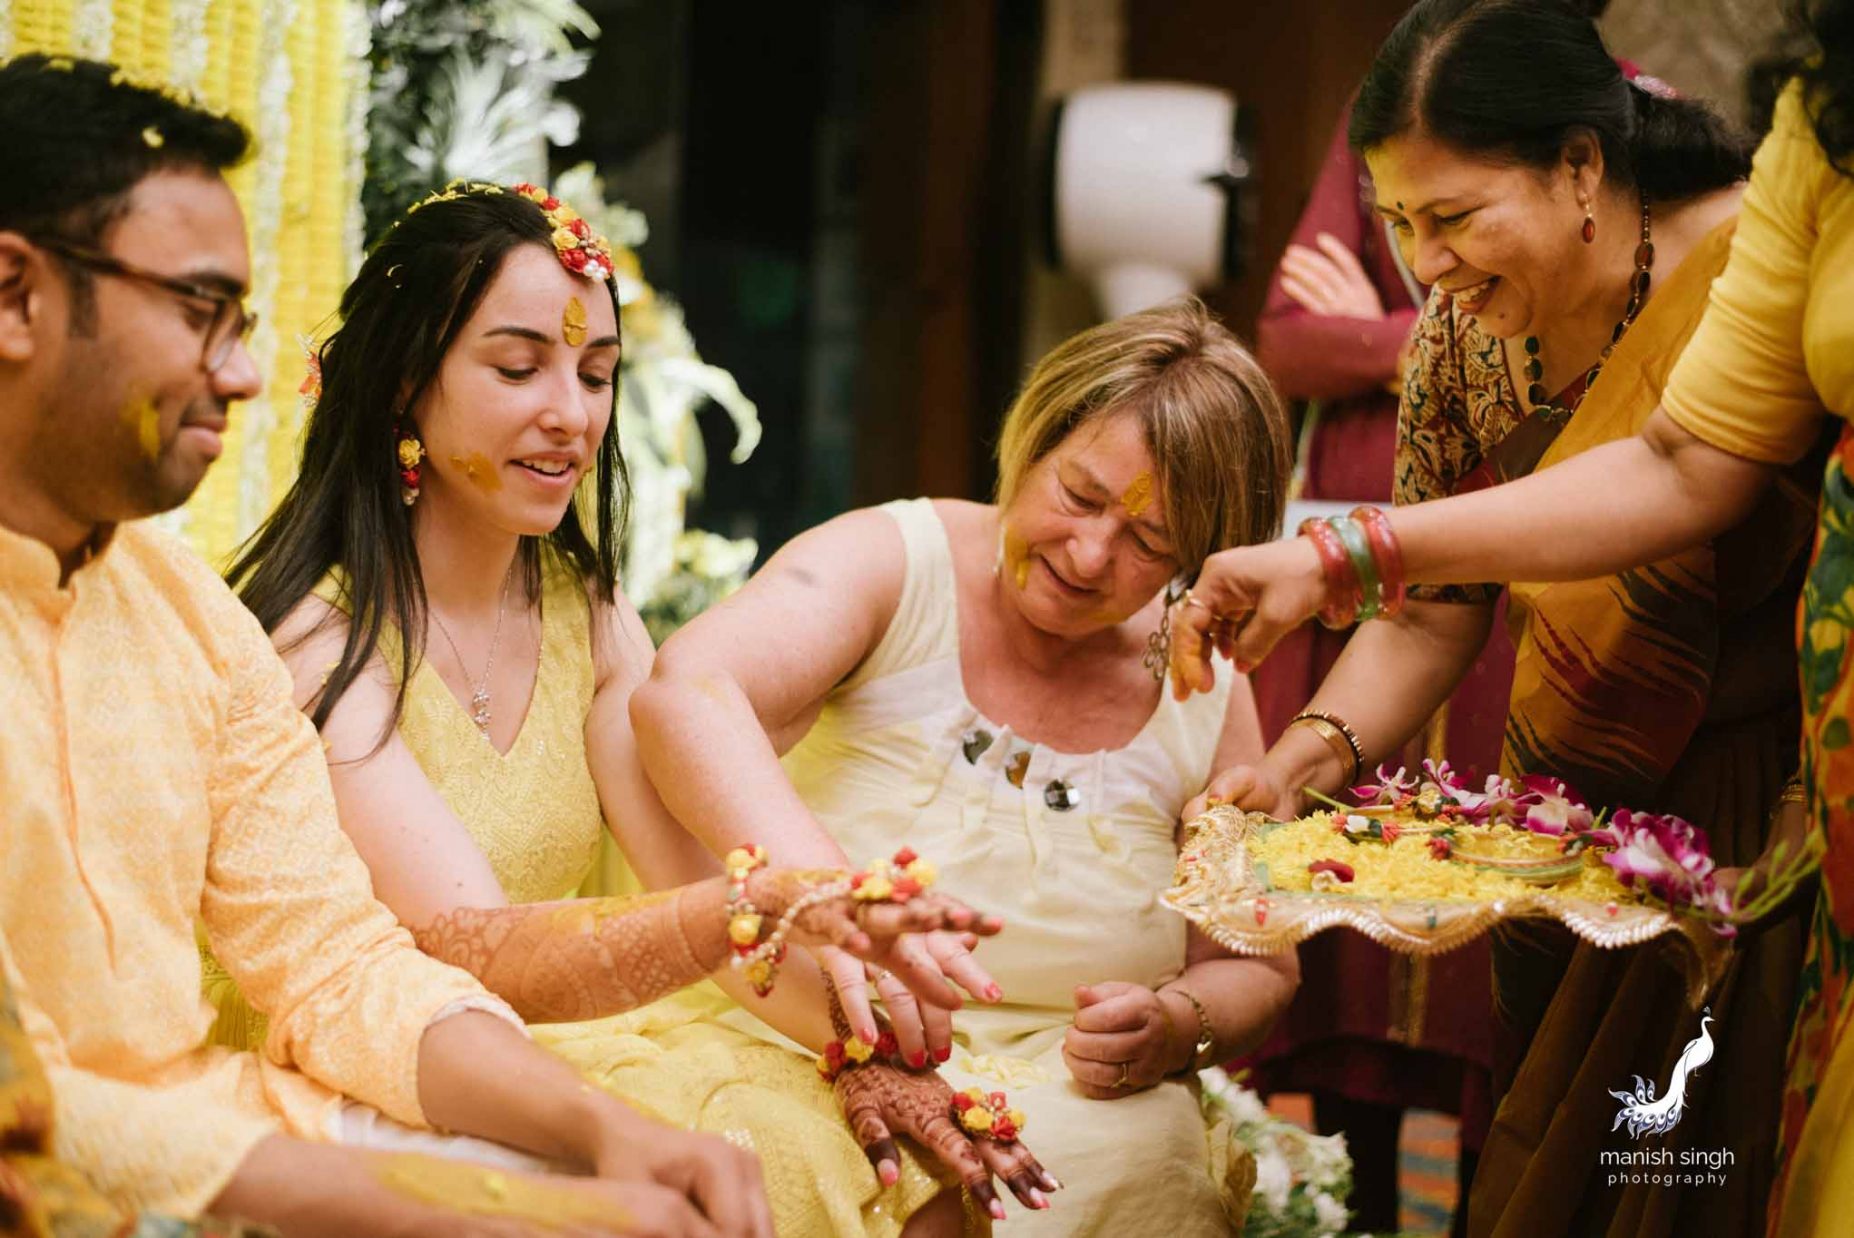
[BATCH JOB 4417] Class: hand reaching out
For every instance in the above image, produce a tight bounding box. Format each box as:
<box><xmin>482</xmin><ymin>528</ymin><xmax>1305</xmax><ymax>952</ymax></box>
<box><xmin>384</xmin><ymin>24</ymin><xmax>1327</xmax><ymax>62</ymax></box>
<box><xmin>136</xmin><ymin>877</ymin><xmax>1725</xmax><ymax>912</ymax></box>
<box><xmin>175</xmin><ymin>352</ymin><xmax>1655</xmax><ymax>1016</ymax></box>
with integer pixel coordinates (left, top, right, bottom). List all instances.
<box><xmin>752</xmin><ymin>866</ymin><xmax>1002</xmax><ymax>965</ymax></box>
<box><xmin>761</xmin><ymin>856</ymin><xmax>1005</xmax><ymax>1061</ymax></box>
<box><xmin>1182</xmin><ymin>763</ymin><xmax>1300</xmax><ymax>824</ymax></box>
<box><xmin>1167</xmin><ymin>538</ymin><xmax>1329</xmax><ymax>699</ymax></box>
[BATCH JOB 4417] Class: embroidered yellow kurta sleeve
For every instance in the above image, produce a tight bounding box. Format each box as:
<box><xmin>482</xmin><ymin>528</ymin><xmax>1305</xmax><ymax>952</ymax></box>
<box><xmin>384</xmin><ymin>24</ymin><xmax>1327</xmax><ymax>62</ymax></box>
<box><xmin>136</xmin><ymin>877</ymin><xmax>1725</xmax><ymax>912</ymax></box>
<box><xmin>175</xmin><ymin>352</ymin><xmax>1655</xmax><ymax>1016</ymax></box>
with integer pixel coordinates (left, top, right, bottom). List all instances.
<box><xmin>0</xmin><ymin>521</ymin><xmax>515</xmax><ymax>1218</ymax></box>
<box><xmin>198</xmin><ymin>586</ymin><xmax>519</xmax><ymax>1124</ymax></box>
<box><xmin>1663</xmin><ymin>81</ymin><xmax>1854</xmax><ymax>454</ymax></box>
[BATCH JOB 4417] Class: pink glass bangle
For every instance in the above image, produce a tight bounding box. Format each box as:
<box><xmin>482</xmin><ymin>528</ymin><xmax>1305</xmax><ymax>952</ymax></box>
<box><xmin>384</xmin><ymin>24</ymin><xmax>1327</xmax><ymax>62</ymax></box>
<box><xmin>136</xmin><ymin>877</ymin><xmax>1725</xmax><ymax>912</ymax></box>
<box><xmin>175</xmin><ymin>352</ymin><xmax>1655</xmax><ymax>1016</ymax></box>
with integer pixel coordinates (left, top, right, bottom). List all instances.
<box><xmin>1350</xmin><ymin>506</ymin><xmax>1407</xmax><ymax>618</ymax></box>
<box><xmin>1299</xmin><ymin>517</ymin><xmax>1361</xmax><ymax>629</ymax></box>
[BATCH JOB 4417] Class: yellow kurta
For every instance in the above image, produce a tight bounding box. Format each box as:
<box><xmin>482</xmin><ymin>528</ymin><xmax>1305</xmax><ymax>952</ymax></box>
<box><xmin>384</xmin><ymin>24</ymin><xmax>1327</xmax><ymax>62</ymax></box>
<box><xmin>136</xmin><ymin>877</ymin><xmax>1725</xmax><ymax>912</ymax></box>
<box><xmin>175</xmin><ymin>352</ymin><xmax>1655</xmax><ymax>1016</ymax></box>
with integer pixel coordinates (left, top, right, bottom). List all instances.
<box><xmin>205</xmin><ymin>556</ymin><xmax>958</xmax><ymax>1237</ymax></box>
<box><xmin>0</xmin><ymin>520</ymin><xmax>515</xmax><ymax>1216</ymax></box>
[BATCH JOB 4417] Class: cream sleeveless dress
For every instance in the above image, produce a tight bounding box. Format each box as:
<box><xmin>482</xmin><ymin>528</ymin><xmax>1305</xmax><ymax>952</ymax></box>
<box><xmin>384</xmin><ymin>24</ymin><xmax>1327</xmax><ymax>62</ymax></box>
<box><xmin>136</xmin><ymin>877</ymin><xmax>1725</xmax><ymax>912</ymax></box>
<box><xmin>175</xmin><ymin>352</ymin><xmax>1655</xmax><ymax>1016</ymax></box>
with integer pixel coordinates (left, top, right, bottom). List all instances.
<box><xmin>203</xmin><ymin>559</ymin><xmax>954</xmax><ymax>1238</ymax></box>
<box><xmin>771</xmin><ymin>499</ymin><xmax>1255</xmax><ymax>1236</ymax></box>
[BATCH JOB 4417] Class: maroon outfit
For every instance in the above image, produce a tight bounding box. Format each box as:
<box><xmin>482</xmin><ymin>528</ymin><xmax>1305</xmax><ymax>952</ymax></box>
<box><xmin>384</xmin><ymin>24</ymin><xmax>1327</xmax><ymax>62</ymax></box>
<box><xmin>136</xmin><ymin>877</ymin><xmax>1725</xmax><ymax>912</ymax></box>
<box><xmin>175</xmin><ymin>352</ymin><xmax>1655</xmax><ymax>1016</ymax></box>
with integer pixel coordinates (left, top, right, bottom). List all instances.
<box><xmin>1244</xmin><ymin>105</ymin><xmax>1514</xmax><ymax>1222</ymax></box>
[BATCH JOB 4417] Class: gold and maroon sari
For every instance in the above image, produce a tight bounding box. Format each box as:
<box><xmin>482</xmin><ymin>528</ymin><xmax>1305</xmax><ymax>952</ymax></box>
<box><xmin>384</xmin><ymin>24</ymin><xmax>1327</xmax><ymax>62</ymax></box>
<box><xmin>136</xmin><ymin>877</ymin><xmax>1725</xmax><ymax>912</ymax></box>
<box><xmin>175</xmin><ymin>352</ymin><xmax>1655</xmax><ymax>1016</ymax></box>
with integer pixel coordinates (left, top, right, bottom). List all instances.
<box><xmin>1396</xmin><ymin>219</ymin><xmax>1824</xmax><ymax>1238</ymax></box>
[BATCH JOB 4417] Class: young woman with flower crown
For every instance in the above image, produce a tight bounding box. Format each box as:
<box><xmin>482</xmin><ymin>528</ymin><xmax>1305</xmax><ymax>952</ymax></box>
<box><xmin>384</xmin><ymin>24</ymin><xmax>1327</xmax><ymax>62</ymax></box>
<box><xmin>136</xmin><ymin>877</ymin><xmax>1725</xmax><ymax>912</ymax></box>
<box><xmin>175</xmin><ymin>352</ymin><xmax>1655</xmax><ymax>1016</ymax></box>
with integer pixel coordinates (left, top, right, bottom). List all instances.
<box><xmin>207</xmin><ymin>180</ymin><xmax>1051</xmax><ymax>1238</ymax></box>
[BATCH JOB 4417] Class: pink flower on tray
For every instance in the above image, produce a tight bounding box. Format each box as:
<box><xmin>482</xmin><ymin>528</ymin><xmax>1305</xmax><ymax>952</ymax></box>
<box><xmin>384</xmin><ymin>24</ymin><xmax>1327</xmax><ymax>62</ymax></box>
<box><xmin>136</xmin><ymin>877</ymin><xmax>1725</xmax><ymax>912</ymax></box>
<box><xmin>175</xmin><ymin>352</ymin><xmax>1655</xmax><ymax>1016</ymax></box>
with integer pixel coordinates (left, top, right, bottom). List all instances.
<box><xmin>1421</xmin><ymin>758</ymin><xmax>1466</xmax><ymax>790</ymax></box>
<box><xmin>1450</xmin><ymin>773</ymin><xmax>1530</xmax><ymax>823</ymax></box>
<box><xmin>1517</xmin><ymin>775</ymin><xmax>1594</xmax><ymax>836</ymax></box>
<box><xmin>1596</xmin><ymin>809</ymin><xmax>1737</xmax><ymax>935</ymax></box>
<box><xmin>1351</xmin><ymin>763</ymin><xmax>1418</xmax><ymax>806</ymax></box>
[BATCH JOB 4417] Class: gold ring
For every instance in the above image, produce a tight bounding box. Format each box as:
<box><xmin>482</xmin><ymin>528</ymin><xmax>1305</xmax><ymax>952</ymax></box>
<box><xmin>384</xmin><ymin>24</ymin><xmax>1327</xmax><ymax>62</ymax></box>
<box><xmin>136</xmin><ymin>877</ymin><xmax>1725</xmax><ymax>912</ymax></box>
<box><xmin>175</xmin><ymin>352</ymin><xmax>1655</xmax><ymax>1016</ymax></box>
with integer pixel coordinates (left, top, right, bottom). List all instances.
<box><xmin>1181</xmin><ymin>592</ymin><xmax>1216</xmax><ymax>617</ymax></box>
<box><xmin>868</xmin><ymin>966</ymin><xmax>891</xmax><ymax>984</ymax></box>
<box><xmin>1113</xmin><ymin>1062</ymin><xmax>1133</xmax><ymax>1089</ymax></box>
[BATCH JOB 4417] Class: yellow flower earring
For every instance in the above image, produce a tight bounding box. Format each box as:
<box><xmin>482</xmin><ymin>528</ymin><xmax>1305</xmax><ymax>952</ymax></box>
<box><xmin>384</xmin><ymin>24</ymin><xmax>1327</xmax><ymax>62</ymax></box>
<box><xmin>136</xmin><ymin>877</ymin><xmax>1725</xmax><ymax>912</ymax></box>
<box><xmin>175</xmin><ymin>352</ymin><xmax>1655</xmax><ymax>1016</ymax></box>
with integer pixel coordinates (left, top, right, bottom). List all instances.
<box><xmin>396</xmin><ymin>420</ymin><xmax>426</xmax><ymax>506</ymax></box>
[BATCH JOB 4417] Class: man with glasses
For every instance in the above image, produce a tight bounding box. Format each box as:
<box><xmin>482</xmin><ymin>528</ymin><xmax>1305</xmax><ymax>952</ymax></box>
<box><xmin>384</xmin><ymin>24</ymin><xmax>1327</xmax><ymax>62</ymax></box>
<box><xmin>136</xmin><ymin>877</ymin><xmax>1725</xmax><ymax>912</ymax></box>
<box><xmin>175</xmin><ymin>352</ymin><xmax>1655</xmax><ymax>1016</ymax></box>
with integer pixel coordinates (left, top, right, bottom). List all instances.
<box><xmin>0</xmin><ymin>54</ymin><xmax>769</xmax><ymax>1238</ymax></box>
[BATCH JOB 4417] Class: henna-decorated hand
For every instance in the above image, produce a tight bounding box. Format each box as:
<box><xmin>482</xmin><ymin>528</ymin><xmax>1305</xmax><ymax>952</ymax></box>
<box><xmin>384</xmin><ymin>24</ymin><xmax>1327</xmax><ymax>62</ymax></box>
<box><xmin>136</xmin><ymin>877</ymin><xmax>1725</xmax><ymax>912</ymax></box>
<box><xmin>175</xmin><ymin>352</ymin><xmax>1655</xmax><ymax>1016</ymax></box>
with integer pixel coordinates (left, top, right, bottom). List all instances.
<box><xmin>748</xmin><ymin>867</ymin><xmax>1002</xmax><ymax>986</ymax></box>
<box><xmin>817</xmin><ymin>978</ymin><xmax>1057</xmax><ymax>1220</ymax></box>
<box><xmin>834</xmin><ymin>1058</ymin><xmax>1058</xmax><ymax>1221</ymax></box>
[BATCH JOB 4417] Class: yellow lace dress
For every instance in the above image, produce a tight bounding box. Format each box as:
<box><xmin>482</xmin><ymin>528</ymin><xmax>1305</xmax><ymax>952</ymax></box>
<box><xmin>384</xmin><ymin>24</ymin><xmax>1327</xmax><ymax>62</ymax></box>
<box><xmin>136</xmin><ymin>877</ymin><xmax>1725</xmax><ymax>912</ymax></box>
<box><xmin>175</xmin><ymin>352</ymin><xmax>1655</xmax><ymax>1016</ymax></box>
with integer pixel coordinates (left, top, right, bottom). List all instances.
<box><xmin>202</xmin><ymin>563</ymin><xmax>953</xmax><ymax>1237</ymax></box>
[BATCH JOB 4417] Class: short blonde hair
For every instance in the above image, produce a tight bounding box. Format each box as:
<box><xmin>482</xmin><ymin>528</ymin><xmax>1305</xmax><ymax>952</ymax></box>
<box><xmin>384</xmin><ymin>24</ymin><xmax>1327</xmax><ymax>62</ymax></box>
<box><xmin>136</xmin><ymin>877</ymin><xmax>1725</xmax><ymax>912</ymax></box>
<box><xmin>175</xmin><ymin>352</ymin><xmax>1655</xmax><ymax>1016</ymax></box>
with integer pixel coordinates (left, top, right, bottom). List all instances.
<box><xmin>994</xmin><ymin>299</ymin><xmax>1292</xmax><ymax>578</ymax></box>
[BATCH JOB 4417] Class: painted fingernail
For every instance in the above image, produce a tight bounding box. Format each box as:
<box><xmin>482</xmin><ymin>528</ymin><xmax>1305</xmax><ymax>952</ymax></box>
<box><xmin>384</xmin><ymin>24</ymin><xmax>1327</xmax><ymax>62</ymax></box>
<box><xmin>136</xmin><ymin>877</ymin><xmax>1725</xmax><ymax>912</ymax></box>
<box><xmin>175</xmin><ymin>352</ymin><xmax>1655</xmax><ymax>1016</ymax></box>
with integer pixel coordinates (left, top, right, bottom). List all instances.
<box><xmin>860</xmin><ymin>1026</ymin><xmax>879</xmax><ymax>1044</ymax></box>
<box><xmin>989</xmin><ymin>1199</ymin><xmax>1009</xmax><ymax>1221</ymax></box>
<box><xmin>1042</xmin><ymin>1171</ymin><xmax>1064</xmax><ymax>1191</ymax></box>
<box><xmin>933</xmin><ymin>1045</ymin><xmax>953</xmax><ymax>1063</ymax></box>
<box><xmin>878</xmin><ymin>1159</ymin><xmax>900</xmax><ymax>1187</ymax></box>
<box><xmin>985</xmin><ymin>983</ymin><xmax>1004</xmax><ymax>1002</ymax></box>
<box><xmin>1029</xmin><ymin>1188</ymin><xmax>1050</xmax><ymax>1209</ymax></box>
<box><xmin>907</xmin><ymin>1050</ymin><xmax>928</xmax><ymax>1069</ymax></box>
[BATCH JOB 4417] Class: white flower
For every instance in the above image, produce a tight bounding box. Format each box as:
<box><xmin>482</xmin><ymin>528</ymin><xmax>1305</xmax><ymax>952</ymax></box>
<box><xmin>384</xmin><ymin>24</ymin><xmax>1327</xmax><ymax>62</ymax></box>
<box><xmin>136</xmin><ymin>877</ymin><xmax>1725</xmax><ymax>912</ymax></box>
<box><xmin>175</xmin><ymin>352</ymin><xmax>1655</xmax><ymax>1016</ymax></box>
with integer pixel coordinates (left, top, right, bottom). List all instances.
<box><xmin>1301</xmin><ymin>1130</ymin><xmax>1351</xmax><ymax>1188</ymax></box>
<box><xmin>1252</xmin><ymin>1143</ymin><xmax>1293</xmax><ymax>1213</ymax></box>
<box><xmin>1312</xmin><ymin>1191</ymin><xmax>1350</xmax><ymax>1235</ymax></box>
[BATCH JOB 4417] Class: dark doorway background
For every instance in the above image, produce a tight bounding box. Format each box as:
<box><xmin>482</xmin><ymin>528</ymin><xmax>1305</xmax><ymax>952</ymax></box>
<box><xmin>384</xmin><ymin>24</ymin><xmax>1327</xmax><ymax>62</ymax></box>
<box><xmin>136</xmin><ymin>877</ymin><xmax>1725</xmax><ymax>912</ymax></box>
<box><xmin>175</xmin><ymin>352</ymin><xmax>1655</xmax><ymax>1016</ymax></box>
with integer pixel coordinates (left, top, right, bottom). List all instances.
<box><xmin>560</xmin><ymin>0</ymin><xmax>1408</xmax><ymax>562</ymax></box>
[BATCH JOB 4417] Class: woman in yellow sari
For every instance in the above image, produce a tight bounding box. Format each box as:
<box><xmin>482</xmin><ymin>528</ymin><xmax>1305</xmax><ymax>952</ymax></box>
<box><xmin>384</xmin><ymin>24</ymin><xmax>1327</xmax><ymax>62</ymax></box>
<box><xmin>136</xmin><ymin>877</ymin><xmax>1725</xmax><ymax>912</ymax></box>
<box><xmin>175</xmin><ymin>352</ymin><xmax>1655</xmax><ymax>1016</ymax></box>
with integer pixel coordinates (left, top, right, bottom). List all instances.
<box><xmin>1171</xmin><ymin>2</ymin><xmax>1823</xmax><ymax>1234</ymax></box>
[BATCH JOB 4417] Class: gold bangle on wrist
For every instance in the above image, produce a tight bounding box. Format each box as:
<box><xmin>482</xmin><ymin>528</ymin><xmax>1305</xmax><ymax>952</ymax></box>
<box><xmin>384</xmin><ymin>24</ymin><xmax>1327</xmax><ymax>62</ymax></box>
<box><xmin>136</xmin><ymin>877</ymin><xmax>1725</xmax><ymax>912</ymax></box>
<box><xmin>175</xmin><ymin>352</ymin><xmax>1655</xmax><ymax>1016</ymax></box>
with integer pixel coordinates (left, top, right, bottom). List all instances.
<box><xmin>1162</xmin><ymin>986</ymin><xmax>1215</xmax><ymax>1076</ymax></box>
<box><xmin>1288</xmin><ymin>710</ymin><xmax>1365</xmax><ymax>786</ymax></box>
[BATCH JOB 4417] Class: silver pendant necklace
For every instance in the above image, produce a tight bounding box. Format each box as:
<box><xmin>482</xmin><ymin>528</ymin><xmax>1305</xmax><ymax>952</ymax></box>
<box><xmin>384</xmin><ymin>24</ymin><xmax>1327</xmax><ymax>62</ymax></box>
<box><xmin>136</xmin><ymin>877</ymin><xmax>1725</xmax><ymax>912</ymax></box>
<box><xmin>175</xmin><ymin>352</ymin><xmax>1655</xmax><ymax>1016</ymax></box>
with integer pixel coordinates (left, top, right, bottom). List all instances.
<box><xmin>429</xmin><ymin>559</ymin><xmax>515</xmax><ymax>736</ymax></box>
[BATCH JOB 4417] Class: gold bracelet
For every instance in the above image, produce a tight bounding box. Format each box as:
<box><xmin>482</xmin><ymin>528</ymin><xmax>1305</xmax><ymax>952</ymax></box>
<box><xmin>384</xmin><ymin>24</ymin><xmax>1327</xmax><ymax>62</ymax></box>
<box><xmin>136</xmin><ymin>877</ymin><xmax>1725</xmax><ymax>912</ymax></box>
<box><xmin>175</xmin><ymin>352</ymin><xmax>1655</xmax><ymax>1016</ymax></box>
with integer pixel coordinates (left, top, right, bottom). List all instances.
<box><xmin>1779</xmin><ymin>776</ymin><xmax>1807</xmax><ymax>806</ymax></box>
<box><xmin>1162</xmin><ymin>986</ymin><xmax>1215</xmax><ymax>1076</ymax></box>
<box><xmin>1289</xmin><ymin>710</ymin><xmax>1365</xmax><ymax>786</ymax></box>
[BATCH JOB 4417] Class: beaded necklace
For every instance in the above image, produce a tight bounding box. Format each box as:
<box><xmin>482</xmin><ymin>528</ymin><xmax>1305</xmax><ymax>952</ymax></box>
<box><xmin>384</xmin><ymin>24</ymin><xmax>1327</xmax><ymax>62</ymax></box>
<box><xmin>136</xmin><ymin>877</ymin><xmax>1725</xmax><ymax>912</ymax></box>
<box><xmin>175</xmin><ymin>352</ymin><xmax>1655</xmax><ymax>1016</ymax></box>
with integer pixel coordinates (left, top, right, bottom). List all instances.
<box><xmin>1520</xmin><ymin>201</ymin><xmax>1654</xmax><ymax>423</ymax></box>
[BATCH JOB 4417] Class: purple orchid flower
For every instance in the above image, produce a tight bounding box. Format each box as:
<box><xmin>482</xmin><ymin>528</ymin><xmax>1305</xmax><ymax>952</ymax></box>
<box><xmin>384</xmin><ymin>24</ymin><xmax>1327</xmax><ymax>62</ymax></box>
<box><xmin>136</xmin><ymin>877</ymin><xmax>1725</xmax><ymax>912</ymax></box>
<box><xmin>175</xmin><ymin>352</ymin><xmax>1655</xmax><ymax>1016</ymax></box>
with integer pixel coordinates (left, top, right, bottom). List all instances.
<box><xmin>1517</xmin><ymin>775</ymin><xmax>1593</xmax><ymax>836</ymax></box>
<box><xmin>1351</xmin><ymin>763</ymin><xmax>1417</xmax><ymax>807</ymax></box>
<box><xmin>1600</xmin><ymin>810</ymin><xmax>1719</xmax><ymax>902</ymax></box>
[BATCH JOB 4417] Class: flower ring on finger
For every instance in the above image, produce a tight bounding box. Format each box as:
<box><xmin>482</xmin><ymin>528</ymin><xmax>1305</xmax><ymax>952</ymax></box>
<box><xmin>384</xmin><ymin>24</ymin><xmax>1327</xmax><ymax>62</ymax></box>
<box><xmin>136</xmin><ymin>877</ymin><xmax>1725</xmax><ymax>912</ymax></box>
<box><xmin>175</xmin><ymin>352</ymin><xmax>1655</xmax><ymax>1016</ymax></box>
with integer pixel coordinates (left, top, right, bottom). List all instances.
<box><xmin>953</xmin><ymin>1088</ymin><xmax>1026</xmax><ymax>1144</ymax></box>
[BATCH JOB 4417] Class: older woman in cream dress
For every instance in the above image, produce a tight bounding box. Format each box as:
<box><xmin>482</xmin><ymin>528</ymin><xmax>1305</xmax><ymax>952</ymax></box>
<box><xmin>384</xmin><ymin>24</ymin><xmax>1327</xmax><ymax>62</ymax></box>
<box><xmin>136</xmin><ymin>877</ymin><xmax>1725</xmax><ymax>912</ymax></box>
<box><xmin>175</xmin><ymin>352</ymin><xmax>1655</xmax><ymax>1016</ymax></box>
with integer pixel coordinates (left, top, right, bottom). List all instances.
<box><xmin>632</xmin><ymin>300</ymin><xmax>1302</xmax><ymax>1236</ymax></box>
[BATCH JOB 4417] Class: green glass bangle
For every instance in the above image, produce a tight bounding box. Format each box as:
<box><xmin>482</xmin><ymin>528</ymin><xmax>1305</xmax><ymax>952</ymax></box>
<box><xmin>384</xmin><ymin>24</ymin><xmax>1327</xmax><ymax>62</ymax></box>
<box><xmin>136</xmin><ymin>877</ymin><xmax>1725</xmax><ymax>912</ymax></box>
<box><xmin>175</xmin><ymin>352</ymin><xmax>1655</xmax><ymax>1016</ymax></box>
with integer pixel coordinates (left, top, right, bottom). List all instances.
<box><xmin>1328</xmin><ymin>516</ymin><xmax>1382</xmax><ymax>622</ymax></box>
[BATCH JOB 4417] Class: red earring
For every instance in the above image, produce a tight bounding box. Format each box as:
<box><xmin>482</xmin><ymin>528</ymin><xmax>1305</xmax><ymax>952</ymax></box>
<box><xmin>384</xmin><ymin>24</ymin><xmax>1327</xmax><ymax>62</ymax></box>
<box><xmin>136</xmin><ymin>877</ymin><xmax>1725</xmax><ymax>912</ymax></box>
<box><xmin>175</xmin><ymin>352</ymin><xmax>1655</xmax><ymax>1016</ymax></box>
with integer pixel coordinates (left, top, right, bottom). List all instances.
<box><xmin>396</xmin><ymin>422</ymin><xmax>425</xmax><ymax>506</ymax></box>
<box><xmin>1581</xmin><ymin>211</ymin><xmax>1596</xmax><ymax>244</ymax></box>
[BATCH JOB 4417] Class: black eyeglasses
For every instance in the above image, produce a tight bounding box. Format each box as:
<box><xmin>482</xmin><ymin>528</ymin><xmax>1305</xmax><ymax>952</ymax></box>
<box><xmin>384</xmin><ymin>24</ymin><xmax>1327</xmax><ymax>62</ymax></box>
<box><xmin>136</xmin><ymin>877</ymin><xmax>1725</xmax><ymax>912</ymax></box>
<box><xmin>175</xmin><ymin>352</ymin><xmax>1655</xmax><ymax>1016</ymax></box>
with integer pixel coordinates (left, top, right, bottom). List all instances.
<box><xmin>34</xmin><ymin>237</ymin><xmax>257</xmax><ymax>372</ymax></box>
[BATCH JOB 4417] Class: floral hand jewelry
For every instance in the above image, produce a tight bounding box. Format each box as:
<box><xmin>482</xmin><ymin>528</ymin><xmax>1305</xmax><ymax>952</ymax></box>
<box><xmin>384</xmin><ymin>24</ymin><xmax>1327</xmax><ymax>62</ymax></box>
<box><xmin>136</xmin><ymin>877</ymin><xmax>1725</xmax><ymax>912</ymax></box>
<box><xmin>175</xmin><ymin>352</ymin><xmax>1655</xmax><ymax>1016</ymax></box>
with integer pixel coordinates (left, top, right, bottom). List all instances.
<box><xmin>723</xmin><ymin>845</ymin><xmax>781</xmax><ymax>995</ymax></box>
<box><xmin>728</xmin><ymin>846</ymin><xmax>940</xmax><ymax>997</ymax></box>
<box><xmin>849</xmin><ymin>846</ymin><xmax>938</xmax><ymax>904</ymax></box>
<box><xmin>816</xmin><ymin>1030</ymin><xmax>902</xmax><ymax>1081</ymax></box>
<box><xmin>952</xmin><ymin>1088</ymin><xmax>1027</xmax><ymax>1144</ymax></box>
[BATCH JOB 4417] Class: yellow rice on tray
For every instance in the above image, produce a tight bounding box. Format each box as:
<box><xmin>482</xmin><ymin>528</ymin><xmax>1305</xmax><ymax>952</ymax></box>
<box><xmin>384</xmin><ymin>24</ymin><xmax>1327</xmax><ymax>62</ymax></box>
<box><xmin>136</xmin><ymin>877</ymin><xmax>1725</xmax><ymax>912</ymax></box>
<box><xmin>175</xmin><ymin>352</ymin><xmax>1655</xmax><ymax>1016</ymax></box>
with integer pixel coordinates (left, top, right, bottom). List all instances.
<box><xmin>1250</xmin><ymin>811</ymin><xmax>1637</xmax><ymax>903</ymax></box>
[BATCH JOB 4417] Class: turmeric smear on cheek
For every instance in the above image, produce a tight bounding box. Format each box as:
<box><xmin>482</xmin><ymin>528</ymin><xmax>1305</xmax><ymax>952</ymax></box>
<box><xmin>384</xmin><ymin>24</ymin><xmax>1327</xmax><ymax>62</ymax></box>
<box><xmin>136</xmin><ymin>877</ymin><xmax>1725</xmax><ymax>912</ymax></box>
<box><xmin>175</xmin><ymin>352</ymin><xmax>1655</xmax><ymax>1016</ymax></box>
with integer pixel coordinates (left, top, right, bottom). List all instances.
<box><xmin>449</xmin><ymin>452</ymin><xmax>503</xmax><ymax>493</ymax></box>
<box><xmin>121</xmin><ymin>397</ymin><xmax>162</xmax><ymax>461</ymax></box>
<box><xmin>376</xmin><ymin>1154</ymin><xmax>622</xmax><ymax>1230</ymax></box>
<box><xmin>1001</xmin><ymin>527</ymin><xmax>1031</xmax><ymax>590</ymax></box>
